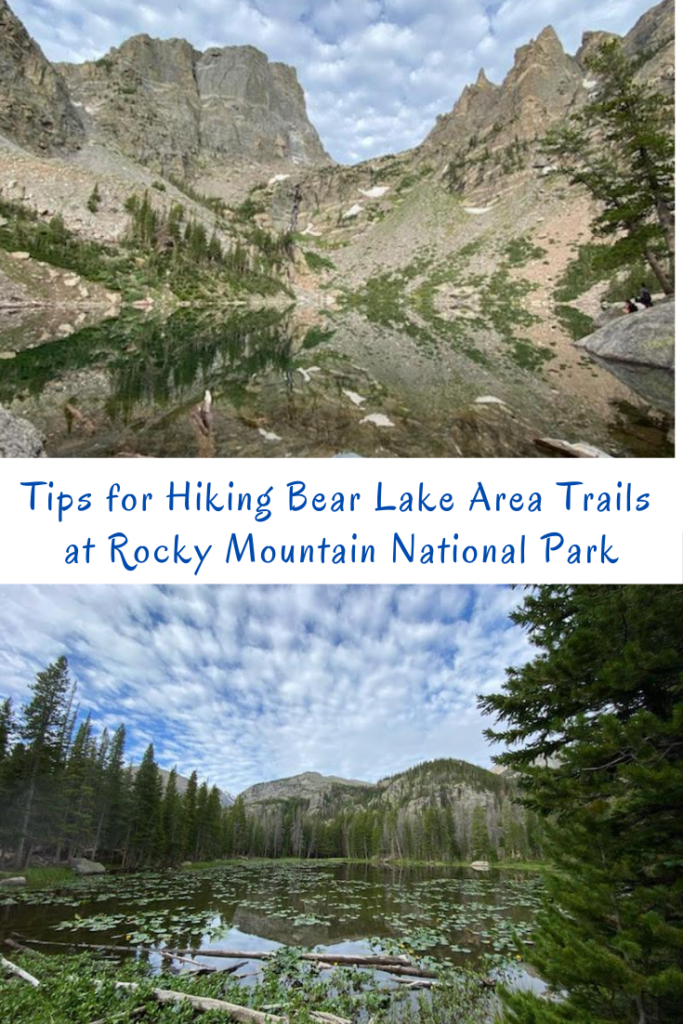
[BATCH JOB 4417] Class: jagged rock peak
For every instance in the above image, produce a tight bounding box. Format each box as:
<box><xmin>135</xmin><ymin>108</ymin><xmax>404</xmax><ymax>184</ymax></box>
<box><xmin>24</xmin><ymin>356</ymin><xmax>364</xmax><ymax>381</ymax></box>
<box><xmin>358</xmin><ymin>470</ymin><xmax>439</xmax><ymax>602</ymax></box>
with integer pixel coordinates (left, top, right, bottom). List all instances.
<box><xmin>0</xmin><ymin>0</ymin><xmax>84</xmax><ymax>153</ymax></box>
<box><xmin>513</xmin><ymin>24</ymin><xmax>565</xmax><ymax>65</ymax></box>
<box><xmin>475</xmin><ymin>67</ymin><xmax>494</xmax><ymax>87</ymax></box>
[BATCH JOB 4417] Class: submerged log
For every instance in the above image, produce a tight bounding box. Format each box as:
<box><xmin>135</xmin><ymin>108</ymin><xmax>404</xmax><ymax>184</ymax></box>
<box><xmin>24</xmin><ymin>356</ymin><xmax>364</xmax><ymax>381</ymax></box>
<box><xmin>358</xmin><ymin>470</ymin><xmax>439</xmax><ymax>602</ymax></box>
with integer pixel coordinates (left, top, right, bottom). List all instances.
<box><xmin>114</xmin><ymin>980</ymin><xmax>352</xmax><ymax>1024</ymax></box>
<box><xmin>0</xmin><ymin>954</ymin><xmax>41</xmax><ymax>987</ymax></box>
<box><xmin>175</xmin><ymin>949</ymin><xmax>437</xmax><ymax>979</ymax></box>
<box><xmin>14</xmin><ymin>934</ymin><xmax>436</xmax><ymax>981</ymax></box>
<box><xmin>12</xmin><ymin>934</ymin><xmax>236</xmax><ymax>973</ymax></box>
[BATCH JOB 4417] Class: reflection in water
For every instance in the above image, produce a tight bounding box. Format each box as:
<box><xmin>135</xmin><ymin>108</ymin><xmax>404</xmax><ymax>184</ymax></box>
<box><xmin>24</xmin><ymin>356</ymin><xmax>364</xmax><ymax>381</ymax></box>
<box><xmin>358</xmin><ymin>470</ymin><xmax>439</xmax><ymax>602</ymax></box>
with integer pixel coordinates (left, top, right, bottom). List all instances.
<box><xmin>0</xmin><ymin>307</ymin><xmax>673</xmax><ymax>457</ymax></box>
<box><xmin>0</xmin><ymin>860</ymin><xmax>544</xmax><ymax>977</ymax></box>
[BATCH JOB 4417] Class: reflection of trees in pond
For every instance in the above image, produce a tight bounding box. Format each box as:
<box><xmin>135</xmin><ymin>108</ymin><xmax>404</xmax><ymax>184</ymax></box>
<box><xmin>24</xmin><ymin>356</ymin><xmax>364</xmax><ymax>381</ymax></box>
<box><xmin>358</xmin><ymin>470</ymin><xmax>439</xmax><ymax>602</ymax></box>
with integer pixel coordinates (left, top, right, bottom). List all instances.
<box><xmin>105</xmin><ymin>309</ymin><xmax>295</xmax><ymax>420</ymax></box>
<box><xmin>0</xmin><ymin>309</ymin><xmax>295</xmax><ymax>421</ymax></box>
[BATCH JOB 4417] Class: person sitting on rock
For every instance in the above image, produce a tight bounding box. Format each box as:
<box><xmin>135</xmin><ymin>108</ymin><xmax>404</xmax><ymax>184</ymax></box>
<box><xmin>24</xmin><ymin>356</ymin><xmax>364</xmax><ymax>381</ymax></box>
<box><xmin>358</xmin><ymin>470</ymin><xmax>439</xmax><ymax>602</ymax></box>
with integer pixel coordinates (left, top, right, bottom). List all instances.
<box><xmin>637</xmin><ymin>284</ymin><xmax>653</xmax><ymax>308</ymax></box>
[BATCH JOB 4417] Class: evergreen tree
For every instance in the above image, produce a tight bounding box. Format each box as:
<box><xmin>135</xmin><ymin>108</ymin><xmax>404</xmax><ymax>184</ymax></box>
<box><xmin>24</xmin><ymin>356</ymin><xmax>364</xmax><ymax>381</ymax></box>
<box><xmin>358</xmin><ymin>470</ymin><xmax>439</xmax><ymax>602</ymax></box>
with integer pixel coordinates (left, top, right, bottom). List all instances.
<box><xmin>479</xmin><ymin>585</ymin><xmax>683</xmax><ymax>1024</ymax></box>
<box><xmin>470</xmin><ymin>805</ymin><xmax>490</xmax><ymax>860</ymax></box>
<box><xmin>162</xmin><ymin>767</ymin><xmax>183</xmax><ymax>864</ymax></box>
<box><xmin>181</xmin><ymin>770</ymin><xmax>199</xmax><ymax>860</ymax></box>
<box><xmin>130</xmin><ymin>744</ymin><xmax>163</xmax><ymax>867</ymax></box>
<box><xmin>15</xmin><ymin>656</ymin><xmax>73</xmax><ymax>867</ymax></box>
<box><xmin>102</xmin><ymin>725</ymin><xmax>126</xmax><ymax>856</ymax></box>
<box><xmin>545</xmin><ymin>41</ymin><xmax>674</xmax><ymax>293</ymax></box>
<box><xmin>62</xmin><ymin>716</ymin><xmax>97</xmax><ymax>856</ymax></box>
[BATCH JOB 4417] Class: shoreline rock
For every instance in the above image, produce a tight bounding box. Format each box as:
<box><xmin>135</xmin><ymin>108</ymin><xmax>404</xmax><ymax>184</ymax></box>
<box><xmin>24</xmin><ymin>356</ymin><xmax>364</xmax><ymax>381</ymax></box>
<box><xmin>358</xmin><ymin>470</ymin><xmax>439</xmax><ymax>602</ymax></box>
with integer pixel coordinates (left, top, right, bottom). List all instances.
<box><xmin>0</xmin><ymin>405</ymin><xmax>45</xmax><ymax>457</ymax></box>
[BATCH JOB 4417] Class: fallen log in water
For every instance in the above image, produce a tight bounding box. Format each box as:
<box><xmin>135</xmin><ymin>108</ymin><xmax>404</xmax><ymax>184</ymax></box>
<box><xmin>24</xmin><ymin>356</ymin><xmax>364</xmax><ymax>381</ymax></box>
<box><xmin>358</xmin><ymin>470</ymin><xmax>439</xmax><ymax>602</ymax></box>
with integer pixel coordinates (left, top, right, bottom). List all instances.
<box><xmin>14</xmin><ymin>934</ymin><xmax>437</xmax><ymax>981</ymax></box>
<box><xmin>173</xmin><ymin>949</ymin><xmax>438</xmax><ymax>980</ymax></box>
<box><xmin>0</xmin><ymin>954</ymin><xmax>41</xmax><ymax>987</ymax></box>
<box><xmin>114</xmin><ymin>980</ymin><xmax>352</xmax><ymax>1024</ymax></box>
<box><xmin>11</xmin><ymin>934</ymin><xmax>237</xmax><ymax>973</ymax></box>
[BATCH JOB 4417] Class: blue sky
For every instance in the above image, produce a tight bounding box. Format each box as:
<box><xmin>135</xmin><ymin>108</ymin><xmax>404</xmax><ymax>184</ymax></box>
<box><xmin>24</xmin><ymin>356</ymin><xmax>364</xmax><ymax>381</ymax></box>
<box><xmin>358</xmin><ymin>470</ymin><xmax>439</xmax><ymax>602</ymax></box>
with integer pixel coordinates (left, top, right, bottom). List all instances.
<box><xmin>13</xmin><ymin>0</ymin><xmax>657</xmax><ymax>163</ymax></box>
<box><xmin>0</xmin><ymin>585</ymin><xmax>531</xmax><ymax>795</ymax></box>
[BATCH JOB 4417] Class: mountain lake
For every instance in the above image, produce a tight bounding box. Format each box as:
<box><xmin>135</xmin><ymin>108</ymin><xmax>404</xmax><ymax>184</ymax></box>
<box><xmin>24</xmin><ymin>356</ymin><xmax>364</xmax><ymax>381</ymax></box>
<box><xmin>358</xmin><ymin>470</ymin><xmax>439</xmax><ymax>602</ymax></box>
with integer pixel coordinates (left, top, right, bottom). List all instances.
<box><xmin>0</xmin><ymin>861</ymin><xmax>545</xmax><ymax>995</ymax></box>
<box><xmin>0</xmin><ymin>305</ymin><xmax>673</xmax><ymax>458</ymax></box>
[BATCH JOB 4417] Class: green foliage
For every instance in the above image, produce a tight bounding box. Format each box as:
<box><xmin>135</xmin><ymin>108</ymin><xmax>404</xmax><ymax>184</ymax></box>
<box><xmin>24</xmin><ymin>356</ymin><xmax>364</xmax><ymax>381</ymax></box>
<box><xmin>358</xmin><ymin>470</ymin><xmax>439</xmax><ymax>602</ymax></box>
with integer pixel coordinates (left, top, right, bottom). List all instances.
<box><xmin>544</xmin><ymin>40</ymin><xmax>674</xmax><ymax>293</ymax></box>
<box><xmin>504</xmin><ymin>236</ymin><xmax>545</xmax><ymax>268</ymax></box>
<box><xmin>166</xmin><ymin>176</ymin><xmax>229</xmax><ymax>217</ymax></box>
<box><xmin>0</xmin><ymin>947</ymin><xmax>493</xmax><ymax>1024</ymax></box>
<box><xmin>1</xmin><ymin>191</ymin><xmax>282</xmax><ymax>303</ymax></box>
<box><xmin>554</xmin><ymin>304</ymin><xmax>594</xmax><ymax>341</ymax></box>
<box><xmin>86</xmin><ymin>184</ymin><xmax>101</xmax><ymax>214</ymax></box>
<box><xmin>234</xmin><ymin>197</ymin><xmax>267</xmax><ymax>222</ymax></box>
<box><xmin>480</xmin><ymin>585</ymin><xmax>683</xmax><ymax>1024</ymax></box>
<box><xmin>304</xmin><ymin>250</ymin><xmax>336</xmax><ymax>272</ymax></box>
<box><xmin>302</xmin><ymin>326</ymin><xmax>336</xmax><ymax>349</ymax></box>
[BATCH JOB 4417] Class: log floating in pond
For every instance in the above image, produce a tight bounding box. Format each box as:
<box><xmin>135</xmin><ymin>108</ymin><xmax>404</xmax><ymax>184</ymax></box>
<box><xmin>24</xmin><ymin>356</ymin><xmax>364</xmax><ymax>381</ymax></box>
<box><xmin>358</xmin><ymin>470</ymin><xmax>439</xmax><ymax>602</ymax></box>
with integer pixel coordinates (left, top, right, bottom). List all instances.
<box><xmin>12</xmin><ymin>934</ymin><xmax>437</xmax><ymax>981</ymax></box>
<box><xmin>11</xmin><ymin>934</ymin><xmax>239</xmax><ymax>973</ymax></box>
<box><xmin>173</xmin><ymin>949</ymin><xmax>438</xmax><ymax>979</ymax></box>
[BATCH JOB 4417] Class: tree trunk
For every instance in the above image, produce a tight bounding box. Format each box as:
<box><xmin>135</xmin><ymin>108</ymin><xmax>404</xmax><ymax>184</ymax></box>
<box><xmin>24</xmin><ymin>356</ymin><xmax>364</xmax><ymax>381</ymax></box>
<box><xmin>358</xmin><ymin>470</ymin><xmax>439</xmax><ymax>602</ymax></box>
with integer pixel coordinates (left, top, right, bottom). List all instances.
<box><xmin>15</xmin><ymin>776</ymin><xmax>36</xmax><ymax>869</ymax></box>
<box><xmin>644</xmin><ymin>247</ymin><xmax>673</xmax><ymax>294</ymax></box>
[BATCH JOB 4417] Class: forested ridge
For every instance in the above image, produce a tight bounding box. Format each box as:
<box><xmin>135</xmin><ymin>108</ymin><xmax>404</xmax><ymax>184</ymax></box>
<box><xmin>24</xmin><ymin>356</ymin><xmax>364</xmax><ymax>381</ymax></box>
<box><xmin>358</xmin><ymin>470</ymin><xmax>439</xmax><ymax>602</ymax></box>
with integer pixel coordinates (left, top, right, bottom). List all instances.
<box><xmin>0</xmin><ymin>659</ymin><xmax>540</xmax><ymax>870</ymax></box>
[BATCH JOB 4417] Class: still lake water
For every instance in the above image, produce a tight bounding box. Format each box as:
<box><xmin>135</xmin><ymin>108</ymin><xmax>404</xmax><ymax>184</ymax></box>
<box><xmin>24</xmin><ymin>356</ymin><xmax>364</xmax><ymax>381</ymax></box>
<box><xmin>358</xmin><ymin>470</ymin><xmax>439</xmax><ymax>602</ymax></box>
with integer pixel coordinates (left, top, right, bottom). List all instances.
<box><xmin>0</xmin><ymin>861</ymin><xmax>544</xmax><ymax>984</ymax></box>
<box><xmin>0</xmin><ymin>306</ymin><xmax>673</xmax><ymax>457</ymax></box>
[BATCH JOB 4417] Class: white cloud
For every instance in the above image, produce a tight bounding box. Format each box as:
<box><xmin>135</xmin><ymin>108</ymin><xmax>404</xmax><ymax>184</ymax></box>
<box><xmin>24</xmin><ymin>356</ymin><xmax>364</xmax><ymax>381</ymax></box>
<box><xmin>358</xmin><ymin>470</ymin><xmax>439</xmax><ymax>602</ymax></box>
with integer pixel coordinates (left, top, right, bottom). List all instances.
<box><xmin>10</xmin><ymin>0</ymin><xmax>657</xmax><ymax>163</ymax></box>
<box><xmin>0</xmin><ymin>585</ymin><xmax>533</xmax><ymax>794</ymax></box>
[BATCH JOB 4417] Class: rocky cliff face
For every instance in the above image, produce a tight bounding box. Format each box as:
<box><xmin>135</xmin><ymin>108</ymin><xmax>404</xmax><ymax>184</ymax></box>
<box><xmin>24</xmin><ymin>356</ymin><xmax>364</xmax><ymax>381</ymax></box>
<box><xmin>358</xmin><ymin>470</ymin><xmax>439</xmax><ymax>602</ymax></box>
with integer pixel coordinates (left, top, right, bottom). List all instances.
<box><xmin>57</xmin><ymin>35</ymin><xmax>330</xmax><ymax>175</ymax></box>
<box><xmin>623</xmin><ymin>0</ymin><xmax>675</xmax><ymax>94</ymax></box>
<box><xmin>418</xmin><ymin>0</ymin><xmax>673</xmax><ymax>194</ymax></box>
<box><xmin>241</xmin><ymin>771</ymin><xmax>373</xmax><ymax>811</ymax></box>
<box><xmin>0</xmin><ymin>0</ymin><xmax>84</xmax><ymax>153</ymax></box>
<box><xmin>422</xmin><ymin>25</ymin><xmax>585</xmax><ymax>167</ymax></box>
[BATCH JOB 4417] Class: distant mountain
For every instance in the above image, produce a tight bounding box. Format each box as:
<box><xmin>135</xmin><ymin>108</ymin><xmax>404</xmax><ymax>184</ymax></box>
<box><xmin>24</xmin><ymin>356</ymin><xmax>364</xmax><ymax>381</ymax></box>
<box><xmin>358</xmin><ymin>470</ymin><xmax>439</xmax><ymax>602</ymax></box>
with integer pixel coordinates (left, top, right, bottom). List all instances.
<box><xmin>235</xmin><ymin>758</ymin><xmax>539</xmax><ymax>861</ymax></box>
<box><xmin>240</xmin><ymin>771</ymin><xmax>375</xmax><ymax>811</ymax></box>
<box><xmin>239</xmin><ymin>758</ymin><xmax>509</xmax><ymax>812</ymax></box>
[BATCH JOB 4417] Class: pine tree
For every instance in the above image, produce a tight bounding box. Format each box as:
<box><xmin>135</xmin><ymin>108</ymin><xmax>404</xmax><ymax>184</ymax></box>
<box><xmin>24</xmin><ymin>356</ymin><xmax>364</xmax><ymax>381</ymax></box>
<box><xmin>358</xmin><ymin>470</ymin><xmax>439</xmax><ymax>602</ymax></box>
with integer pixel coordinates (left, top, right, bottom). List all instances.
<box><xmin>161</xmin><ymin>767</ymin><xmax>183</xmax><ymax>864</ymax></box>
<box><xmin>62</xmin><ymin>716</ymin><xmax>97</xmax><ymax>857</ymax></box>
<box><xmin>470</xmin><ymin>805</ymin><xmax>490</xmax><ymax>860</ymax></box>
<box><xmin>130</xmin><ymin>744</ymin><xmax>163</xmax><ymax>867</ymax></box>
<box><xmin>181</xmin><ymin>770</ymin><xmax>198</xmax><ymax>860</ymax></box>
<box><xmin>15</xmin><ymin>656</ymin><xmax>73</xmax><ymax>867</ymax></box>
<box><xmin>102</xmin><ymin>725</ymin><xmax>126</xmax><ymax>857</ymax></box>
<box><xmin>545</xmin><ymin>40</ymin><xmax>674</xmax><ymax>293</ymax></box>
<box><xmin>479</xmin><ymin>585</ymin><xmax>683</xmax><ymax>1024</ymax></box>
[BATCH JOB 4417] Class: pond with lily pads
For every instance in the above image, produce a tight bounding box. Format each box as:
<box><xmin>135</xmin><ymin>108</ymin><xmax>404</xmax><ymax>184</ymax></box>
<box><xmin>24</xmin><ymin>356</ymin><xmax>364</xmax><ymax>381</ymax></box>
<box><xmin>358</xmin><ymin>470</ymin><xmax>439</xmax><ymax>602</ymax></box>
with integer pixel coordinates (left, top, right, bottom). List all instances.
<box><xmin>0</xmin><ymin>861</ymin><xmax>544</xmax><ymax>985</ymax></box>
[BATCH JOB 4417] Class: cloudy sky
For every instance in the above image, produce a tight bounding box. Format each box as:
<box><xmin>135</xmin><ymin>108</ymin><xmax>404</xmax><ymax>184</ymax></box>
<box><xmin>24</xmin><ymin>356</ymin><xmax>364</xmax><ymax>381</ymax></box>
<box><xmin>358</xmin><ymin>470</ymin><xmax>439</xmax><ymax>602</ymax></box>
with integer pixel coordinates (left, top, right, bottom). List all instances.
<box><xmin>0</xmin><ymin>585</ymin><xmax>532</xmax><ymax>795</ymax></box>
<box><xmin>14</xmin><ymin>0</ymin><xmax>656</xmax><ymax>163</ymax></box>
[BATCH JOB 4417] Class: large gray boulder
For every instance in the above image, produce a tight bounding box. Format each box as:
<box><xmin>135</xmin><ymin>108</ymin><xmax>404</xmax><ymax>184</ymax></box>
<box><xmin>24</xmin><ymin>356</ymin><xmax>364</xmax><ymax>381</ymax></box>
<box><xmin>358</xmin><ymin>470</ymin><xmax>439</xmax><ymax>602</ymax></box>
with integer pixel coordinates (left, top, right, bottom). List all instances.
<box><xmin>0</xmin><ymin>405</ymin><xmax>45</xmax><ymax>457</ymax></box>
<box><xmin>577</xmin><ymin>302</ymin><xmax>674</xmax><ymax>370</ymax></box>
<box><xmin>0</xmin><ymin>875</ymin><xmax>27</xmax><ymax>887</ymax></box>
<box><xmin>71</xmin><ymin>857</ymin><xmax>106</xmax><ymax>876</ymax></box>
